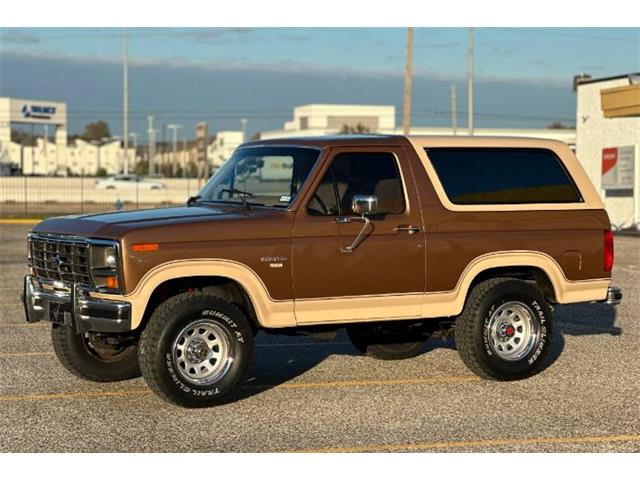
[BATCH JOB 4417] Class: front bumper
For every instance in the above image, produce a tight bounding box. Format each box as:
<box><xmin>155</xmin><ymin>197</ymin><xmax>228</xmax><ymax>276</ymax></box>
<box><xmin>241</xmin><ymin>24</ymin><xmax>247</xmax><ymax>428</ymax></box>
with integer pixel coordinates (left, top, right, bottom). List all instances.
<box><xmin>22</xmin><ymin>275</ymin><xmax>132</xmax><ymax>333</ymax></box>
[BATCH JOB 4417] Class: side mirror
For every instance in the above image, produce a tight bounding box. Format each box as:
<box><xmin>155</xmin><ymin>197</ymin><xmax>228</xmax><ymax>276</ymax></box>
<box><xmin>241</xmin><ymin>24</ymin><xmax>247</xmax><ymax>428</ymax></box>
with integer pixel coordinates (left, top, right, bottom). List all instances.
<box><xmin>351</xmin><ymin>195</ymin><xmax>378</xmax><ymax>217</ymax></box>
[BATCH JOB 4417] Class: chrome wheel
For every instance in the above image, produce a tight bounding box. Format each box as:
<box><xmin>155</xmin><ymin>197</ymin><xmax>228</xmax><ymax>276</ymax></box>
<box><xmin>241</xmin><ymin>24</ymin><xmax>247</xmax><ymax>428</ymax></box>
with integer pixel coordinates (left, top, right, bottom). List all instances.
<box><xmin>172</xmin><ymin>320</ymin><xmax>233</xmax><ymax>385</ymax></box>
<box><xmin>486</xmin><ymin>301</ymin><xmax>539</xmax><ymax>362</ymax></box>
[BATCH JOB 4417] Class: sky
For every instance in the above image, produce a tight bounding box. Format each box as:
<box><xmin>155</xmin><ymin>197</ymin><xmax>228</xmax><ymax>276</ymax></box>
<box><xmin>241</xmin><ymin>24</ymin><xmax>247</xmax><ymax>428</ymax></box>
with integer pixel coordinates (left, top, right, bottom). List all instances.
<box><xmin>1</xmin><ymin>27</ymin><xmax>639</xmax><ymax>139</ymax></box>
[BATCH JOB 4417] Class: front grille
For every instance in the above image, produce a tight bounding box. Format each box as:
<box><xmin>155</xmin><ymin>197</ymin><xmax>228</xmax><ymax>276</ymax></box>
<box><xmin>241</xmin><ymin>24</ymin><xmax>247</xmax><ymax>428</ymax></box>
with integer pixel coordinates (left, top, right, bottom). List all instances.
<box><xmin>29</xmin><ymin>234</ymin><xmax>92</xmax><ymax>286</ymax></box>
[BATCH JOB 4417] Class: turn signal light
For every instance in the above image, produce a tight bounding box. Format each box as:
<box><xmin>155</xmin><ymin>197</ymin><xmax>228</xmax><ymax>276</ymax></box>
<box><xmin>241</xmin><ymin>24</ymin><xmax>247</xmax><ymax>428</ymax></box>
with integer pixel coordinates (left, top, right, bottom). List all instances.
<box><xmin>131</xmin><ymin>243</ymin><xmax>159</xmax><ymax>252</ymax></box>
<box><xmin>603</xmin><ymin>230</ymin><xmax>614</xmax><ymax>272</ymax></box>
<box><xmin>105</xmin><ymin>276</ymin><xmax>119</xmax><ymax>289</ymax></box>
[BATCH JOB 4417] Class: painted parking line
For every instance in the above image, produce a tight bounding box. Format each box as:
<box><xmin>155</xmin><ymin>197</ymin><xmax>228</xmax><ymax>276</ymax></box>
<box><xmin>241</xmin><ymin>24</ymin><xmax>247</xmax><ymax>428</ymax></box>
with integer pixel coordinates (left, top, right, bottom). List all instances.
<box><xmin>0</xmin><ymin>219</ymin><xmax>41</xmax><ymax>224</ymax></box>
<box><xmin>0</xmin><ymin>376</ymin><xmax>478</xmax><ymax>402</ymax></box>
<box><xmin>247</xmin><ymin>375</ymin><xmax>478</xmax><ymax>390</ymax></box>
<box><xmin>0</xmin><ymin>351</ymin><xmax>55</xmax><ymax>358</ymax></box>
<box><xmin>0</xmin><ymin>323</ymin><xmax>48</xmax><ymax>328</ymax></box>
<box><xmin>292</xmin><ymin>434</ymin><xmax>640</xmax><ymax>453</ymax></box>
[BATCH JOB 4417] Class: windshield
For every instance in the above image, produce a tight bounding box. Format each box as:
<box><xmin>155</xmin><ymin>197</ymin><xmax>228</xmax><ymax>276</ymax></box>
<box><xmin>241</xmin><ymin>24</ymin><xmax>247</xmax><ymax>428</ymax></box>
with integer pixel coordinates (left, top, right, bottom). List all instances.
<box><xmin>196</xmin><ymin>146</ymin><xmax>320</xmax><ymax>208</ymax></box>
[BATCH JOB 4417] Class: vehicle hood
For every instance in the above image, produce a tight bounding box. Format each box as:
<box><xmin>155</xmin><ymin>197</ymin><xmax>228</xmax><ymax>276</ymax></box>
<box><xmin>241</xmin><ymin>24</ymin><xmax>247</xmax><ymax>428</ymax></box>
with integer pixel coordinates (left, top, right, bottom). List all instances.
<box><xmin>31</xmin><ymin>205</ymin><xmax>261</xmax><ymax>240</ymax></box>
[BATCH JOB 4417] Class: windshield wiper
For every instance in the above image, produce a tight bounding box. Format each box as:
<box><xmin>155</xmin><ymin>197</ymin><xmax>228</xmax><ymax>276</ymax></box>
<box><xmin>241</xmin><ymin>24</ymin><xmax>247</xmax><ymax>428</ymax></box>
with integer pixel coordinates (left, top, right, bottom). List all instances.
<box><xmin>220</xmin><ymin>188</ymin><xmax>255</xmax><ymax>209</ymax></box>
<box><xmin>186</xmin><ymin>195</ymin><xmax>202</xmax><ymax>206</ymax></box>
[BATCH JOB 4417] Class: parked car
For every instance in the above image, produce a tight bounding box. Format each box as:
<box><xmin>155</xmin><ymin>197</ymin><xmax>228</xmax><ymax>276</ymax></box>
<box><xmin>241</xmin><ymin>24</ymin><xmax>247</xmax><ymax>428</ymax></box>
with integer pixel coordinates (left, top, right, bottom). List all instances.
<box><xmin>23</xmin><ymin>135</ymin><xmax>622</xmax><ymax>407</ymax></box>
<box><xmin>95</xmin><ymin>174</ymin><xmax>164</xmax><ymax>190</ymax></box>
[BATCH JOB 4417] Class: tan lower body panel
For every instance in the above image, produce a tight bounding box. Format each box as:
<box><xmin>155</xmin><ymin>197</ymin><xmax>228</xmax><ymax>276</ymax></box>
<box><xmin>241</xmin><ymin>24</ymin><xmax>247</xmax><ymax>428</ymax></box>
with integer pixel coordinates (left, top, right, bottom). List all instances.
<box><xmin>91</xmin><ymin>251</ymin><xmax>609</xmax><ymax>330</ymax></box>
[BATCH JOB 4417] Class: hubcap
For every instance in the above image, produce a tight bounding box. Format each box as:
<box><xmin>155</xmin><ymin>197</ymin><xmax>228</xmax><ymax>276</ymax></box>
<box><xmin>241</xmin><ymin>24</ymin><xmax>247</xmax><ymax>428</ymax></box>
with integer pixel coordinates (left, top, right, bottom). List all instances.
<box><xmin>172</xmin><ymin>320</ymin><xmax>233</xmax><ymax>385</ymax></box>
<box><xmin>486</xmin><ymin>301</ymin><xmax>540</xmax><ymax>361</ymax></box>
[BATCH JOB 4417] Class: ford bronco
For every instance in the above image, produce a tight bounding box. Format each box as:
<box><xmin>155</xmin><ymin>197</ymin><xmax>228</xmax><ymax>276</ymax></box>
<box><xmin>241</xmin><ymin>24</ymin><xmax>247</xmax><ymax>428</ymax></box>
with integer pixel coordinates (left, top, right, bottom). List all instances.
<box><xmin>23</xmin><ymin>135</ymin><xmax>622</xmax><ymax>407</ymax></box>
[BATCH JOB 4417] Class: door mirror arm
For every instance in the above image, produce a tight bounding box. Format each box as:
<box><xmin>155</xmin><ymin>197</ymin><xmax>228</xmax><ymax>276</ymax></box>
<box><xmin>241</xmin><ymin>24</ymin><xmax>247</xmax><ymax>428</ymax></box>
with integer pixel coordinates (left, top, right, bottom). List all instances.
<box><xmin>336</xmin><ymin>195</ymin><xmax>378</xmax><ymax>253</ymax></box>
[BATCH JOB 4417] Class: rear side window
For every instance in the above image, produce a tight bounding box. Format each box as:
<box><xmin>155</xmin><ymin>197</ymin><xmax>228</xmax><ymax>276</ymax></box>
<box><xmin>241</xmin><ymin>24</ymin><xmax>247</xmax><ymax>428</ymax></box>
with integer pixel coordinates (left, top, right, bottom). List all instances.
<box><xmin>426</xmin><ymin>148</ymin><xmax>583</xmax><ymax>205</ymax></box>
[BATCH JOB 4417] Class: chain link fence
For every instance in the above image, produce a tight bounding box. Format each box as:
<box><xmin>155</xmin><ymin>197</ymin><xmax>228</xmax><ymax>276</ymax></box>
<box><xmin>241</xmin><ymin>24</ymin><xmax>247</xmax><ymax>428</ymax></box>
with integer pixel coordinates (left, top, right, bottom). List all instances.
<box><xmin>0</xmin><ymin>176</ymin><xmax>205</xmax><ymax>218</ymax></box>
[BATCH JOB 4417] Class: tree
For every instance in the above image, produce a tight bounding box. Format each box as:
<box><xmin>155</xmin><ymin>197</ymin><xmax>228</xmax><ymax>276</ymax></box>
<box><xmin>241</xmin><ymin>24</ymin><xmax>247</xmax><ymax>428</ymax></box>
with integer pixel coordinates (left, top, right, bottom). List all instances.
<box><xmin>339</xmin><ymin>123</ymin><xmax>371</xmax><ymax>135</ymax></box>
<box><xmin>81</xmin><ymin>121</ymin><xmax>111</xmax><ymax>142</ymax></box>
<box><xmin>547</xmin><ymin>121</ymin><xmax>574</xmax><ymax>130</ymax></box>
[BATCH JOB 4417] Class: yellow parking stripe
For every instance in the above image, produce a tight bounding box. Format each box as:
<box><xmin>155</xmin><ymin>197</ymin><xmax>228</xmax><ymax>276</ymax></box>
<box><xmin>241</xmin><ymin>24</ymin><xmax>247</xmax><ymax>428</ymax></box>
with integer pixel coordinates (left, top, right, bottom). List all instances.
<box><xmin>248</xmin><ymin>376</ymin><xmax>478</xmax><ymax>390</ymax></box>
<box><xmin>0</xmin><ymin>389</ymin><xmax>152</xmax><ymax>402</ymax></box>
<box><xmin>0</xmin><ymin>219</ymin><xmax>41</xmax><ymax>224</ymax></box>
<box><xmin>0</xmin><ymin>351</ymin><xmax>54</xmax><ymax>358</ymax></box>
<box><xmin>0</xmin><ymin>376</ymin><xmax>477</xmax><ymax>402</ymax></box>
<box><xmin>292</xmin><ymin>434</ymin><xmax>640</xmax><ymax>453</ymax></box>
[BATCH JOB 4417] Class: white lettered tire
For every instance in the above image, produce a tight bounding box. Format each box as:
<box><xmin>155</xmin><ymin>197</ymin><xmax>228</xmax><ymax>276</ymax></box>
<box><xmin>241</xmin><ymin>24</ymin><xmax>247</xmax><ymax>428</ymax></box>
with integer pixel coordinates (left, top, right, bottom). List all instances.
<box><xmin>455</xmin><ymin>278</ymin><xmax>552</xmax><ymax>381</ymax></box>
<box><xmin>139</xmin><ymin>292</ymin><xmax>254</xmax><ymax>407</ymax></box>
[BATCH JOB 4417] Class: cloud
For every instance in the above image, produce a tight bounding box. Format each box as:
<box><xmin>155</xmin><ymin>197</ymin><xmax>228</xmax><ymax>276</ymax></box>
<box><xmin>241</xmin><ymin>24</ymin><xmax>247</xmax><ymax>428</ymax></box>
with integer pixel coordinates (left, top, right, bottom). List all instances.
<box><xmin>0</xmin><ymin>47</ymin><xmax>570</xmax><ymax>88</ymax></box>
<box><xmin>170</xmin><ymin>28</ymin><xmax>256</xmax><ymax>44</ymax></box>
<box><xmin>0</xmin><ymin>29</ymin><xmax>41</xmax><ymax>45</ymax></box>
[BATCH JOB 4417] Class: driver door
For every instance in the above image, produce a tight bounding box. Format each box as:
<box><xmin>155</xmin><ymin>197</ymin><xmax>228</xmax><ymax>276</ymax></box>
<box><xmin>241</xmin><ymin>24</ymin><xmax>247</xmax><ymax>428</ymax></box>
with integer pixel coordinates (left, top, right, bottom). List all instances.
<box><xmin>292</xmin><ymin>146</ymin><xmax>425</xmax><ymax>325</ymax></box>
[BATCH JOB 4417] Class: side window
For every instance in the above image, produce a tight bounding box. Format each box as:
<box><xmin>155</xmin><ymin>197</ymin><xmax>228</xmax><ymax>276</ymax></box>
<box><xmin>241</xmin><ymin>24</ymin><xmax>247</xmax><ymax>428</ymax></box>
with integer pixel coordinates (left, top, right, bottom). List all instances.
<box><xmin>427</xmin><ymin>148</ymin><xmax>583</xmax><ymax>205</ymax></box>
<box><xmin>307</xmin><ymin>152</ymin><xmax>405</xmax><ymax>216</ymax></box>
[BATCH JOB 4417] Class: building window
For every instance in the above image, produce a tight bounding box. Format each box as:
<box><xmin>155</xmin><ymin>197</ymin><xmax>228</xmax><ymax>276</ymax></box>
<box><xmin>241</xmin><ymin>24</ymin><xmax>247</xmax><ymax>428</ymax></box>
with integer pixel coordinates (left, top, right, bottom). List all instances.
<box><xmin>426</xmin><ymin>147</ymin><xmax>583</xmax><ymax>205</ymax></box>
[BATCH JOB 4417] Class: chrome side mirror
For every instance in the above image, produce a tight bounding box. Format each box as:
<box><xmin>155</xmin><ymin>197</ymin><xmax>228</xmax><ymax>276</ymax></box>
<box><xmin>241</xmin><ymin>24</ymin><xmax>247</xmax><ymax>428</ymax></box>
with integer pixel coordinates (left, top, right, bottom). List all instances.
<box><xmin>352</xmin><ymin>195</ymin><xmax>378</xmax><ymax>217</ymax></box>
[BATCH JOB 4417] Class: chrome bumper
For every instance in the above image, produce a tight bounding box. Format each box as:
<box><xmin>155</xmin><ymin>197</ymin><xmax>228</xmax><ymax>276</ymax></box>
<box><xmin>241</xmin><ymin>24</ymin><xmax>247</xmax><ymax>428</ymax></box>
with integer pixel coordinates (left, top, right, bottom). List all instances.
<box><xmin>601</xmin><ymin>285</ymin><xmax>623</xmax><ymax>305</ymax></box>
<box><xmin>22</xmin><ymin>275</ymin><xmax>131</xmax><ymax>333</ymax></box>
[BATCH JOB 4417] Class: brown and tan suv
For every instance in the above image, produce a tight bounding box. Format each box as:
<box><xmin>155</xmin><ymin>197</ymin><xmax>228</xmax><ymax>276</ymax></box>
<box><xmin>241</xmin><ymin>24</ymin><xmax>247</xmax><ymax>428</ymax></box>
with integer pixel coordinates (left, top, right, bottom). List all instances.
<box><xmin>22</xmin><ymin>135</ymin><xmax>622</xmax><ymax>407</ymax></box>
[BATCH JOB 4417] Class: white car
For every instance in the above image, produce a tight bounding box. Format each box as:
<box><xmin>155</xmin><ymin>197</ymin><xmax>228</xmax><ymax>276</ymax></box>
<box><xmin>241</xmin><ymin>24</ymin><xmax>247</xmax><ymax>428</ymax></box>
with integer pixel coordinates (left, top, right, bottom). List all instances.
<box><xmin>95</xmin><ymin>175</ymin><xmax>164</xmax><ymax>190</ymax></box>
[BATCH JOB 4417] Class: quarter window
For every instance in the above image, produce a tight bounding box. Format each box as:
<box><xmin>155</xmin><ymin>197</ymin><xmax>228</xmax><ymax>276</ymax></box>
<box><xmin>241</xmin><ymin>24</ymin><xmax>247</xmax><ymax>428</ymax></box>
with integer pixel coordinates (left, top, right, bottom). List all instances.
<box><xmin>307</xmin><ymin>152</ymin><xmax>405</xmax><ymax>216</ymax></box>
<box><xmin>426</xmin><ymin>148</ymin><xmax>583</xmax><ymax>205</ymax></box>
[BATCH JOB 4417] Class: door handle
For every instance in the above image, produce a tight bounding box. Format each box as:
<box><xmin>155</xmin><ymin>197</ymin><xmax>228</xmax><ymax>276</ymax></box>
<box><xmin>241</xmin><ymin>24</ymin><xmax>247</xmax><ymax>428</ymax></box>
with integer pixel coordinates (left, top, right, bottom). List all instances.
<box><xmin>393</xmin><ymin>225</ymin><xmax>420</xmax><ymax>234</ymax></box>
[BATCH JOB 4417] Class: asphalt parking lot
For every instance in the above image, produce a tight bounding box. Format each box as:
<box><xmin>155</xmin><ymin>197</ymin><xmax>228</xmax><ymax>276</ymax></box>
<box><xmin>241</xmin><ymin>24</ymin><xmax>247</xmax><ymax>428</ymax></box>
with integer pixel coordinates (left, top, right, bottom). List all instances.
<box><xmin>0</xmin><ymin>222</ymin><xmax>638</xmax><ymax>452</ymax></box>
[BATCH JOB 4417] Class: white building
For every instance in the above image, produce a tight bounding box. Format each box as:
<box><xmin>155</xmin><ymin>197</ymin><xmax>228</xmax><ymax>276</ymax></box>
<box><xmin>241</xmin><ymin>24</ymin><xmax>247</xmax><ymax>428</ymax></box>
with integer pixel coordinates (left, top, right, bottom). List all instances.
<box><xmin>259</xmin><ymin>103</ymin><xmax>577</xmax><ymax>148</ymax></box>
<box><xmin>576</xmin><ymin>73</ymin><xmax>640</xmax><ymax>229</ymax></box>
<box><xmin>207</xmin><ymin>131</ymin><xmax>244</xmax><ymax>169</ymax></box>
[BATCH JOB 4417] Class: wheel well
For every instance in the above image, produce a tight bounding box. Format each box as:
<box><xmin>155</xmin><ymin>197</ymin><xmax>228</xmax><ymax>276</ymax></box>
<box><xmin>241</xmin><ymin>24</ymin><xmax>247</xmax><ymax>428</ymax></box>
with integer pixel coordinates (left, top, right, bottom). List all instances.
<box><xmin>467</xmin><ymin>266</ymin><xmax>557</xmax><ymax>303</ymax></box>
<box><xmin>137</xmin><ymin>276</ymin><xmax>259</xmax><ymax>333</ymax></box>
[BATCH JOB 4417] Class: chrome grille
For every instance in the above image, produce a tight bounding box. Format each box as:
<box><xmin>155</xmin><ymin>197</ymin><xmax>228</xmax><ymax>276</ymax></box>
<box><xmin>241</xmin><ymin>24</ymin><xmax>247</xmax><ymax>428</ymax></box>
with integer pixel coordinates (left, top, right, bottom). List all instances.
<box><xmin>29</xmin><ymin>234</ymin><xmax>92</xmax><ymax>286</ymax></box>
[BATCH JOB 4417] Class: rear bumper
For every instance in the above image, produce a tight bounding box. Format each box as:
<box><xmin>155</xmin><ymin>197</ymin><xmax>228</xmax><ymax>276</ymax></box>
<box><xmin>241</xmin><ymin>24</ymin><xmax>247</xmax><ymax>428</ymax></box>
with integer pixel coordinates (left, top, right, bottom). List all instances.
<box><xmin>22</xmin><ymin>275</ymin><xmax>132</xmax><ymax>333</ymax></box>
<box><xmin>601</xmin><ymin>285</ymin><xmax>623</xmax><ymax>305</ymax></box>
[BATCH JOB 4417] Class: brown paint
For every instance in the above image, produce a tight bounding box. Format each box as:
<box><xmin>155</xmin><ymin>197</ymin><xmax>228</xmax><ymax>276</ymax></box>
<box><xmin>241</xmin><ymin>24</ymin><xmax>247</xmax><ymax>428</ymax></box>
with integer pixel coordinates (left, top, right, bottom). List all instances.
<box><xmin>31</xmin><ymin>135</ymin><xmax>612</xmax><ymax>307</ymax></box>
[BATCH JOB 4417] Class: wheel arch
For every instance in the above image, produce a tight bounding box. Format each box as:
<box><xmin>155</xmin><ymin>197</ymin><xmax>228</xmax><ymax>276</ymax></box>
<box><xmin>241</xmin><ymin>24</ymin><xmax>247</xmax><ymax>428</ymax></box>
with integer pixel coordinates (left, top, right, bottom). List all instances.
<box><xmin>93</xmin><ymin>259</ymin><xmax>295</xmax><ymax>331</ymax></box>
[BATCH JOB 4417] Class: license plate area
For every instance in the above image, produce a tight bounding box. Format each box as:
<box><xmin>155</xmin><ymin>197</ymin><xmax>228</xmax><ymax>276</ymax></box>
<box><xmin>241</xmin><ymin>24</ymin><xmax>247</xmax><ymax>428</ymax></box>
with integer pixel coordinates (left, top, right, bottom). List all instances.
<box><xmin>50</xmin><ymin>302</ymin><xmax>73</xmax><ymax>327</ymax></box>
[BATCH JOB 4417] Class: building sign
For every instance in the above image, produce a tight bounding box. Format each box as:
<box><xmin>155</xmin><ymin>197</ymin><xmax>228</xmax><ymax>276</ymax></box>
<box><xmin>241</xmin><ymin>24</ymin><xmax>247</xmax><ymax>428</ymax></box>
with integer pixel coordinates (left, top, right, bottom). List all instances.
<box><xmin>3</xmin><ymin>97</ymin><xmax>67</xmax><ymax>126</ymax></box>
<box><xmin>21</xmin><ymin>104</ymin><xmax>57</xmax><ymax>120</ymax></box>
<box><xmin>602</xmin><ymin>146</ymin><xmax>636</xmax><ymax>191</ymax></box>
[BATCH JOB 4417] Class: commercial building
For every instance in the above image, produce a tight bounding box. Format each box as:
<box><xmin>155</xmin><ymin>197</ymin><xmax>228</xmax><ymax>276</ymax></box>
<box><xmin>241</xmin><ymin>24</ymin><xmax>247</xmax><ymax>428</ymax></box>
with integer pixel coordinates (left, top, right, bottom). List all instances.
<box><xmin>258</xmin><ymin>103</ymin><xmax>577</xmax><ymax>147</ymax></box>
<box><xmin>575</xmin><ymin>73</ymin><xmax>640</xmax><ymax>229</ymax></box>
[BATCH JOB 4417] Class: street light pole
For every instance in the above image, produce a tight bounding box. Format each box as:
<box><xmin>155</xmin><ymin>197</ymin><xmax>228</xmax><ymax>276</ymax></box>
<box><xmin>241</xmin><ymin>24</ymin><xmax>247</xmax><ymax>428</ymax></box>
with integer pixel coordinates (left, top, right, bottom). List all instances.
<box><xmin>467</xmin><ymin>27</ymin><xmax>475</xmax><ymax>136</ymax></box>
<box><xmin>167</xmin><ymin>124</ymin><xmax>182</xmax><ymax>177</ymax></box>
<box><xmin>147</xmin><ymin>116</ymin><xmax>155</xmax><ymax>176</ymax></box>
<box><xmin>240</xmin><ymin>118</ymin><xmax>248</xmax><ymax>142</ymax></box>
<box><xmin>123</xmin><ymin>28</ymin><xmax>129</xmax><ymax>175</ymax></box>
<box><xmin>451</xmin><ymin>83</ymin><xmax>458</xmax><ymax>136</ymax></box>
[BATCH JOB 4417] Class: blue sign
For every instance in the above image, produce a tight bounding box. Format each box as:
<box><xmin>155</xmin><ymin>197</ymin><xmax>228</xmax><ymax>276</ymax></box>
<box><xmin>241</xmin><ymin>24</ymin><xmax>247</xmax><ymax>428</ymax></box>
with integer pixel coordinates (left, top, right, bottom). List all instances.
<box><xmin>21</xmin><ymin>104</ymin><xmax>57</xmax><ymax>120</ymax></box>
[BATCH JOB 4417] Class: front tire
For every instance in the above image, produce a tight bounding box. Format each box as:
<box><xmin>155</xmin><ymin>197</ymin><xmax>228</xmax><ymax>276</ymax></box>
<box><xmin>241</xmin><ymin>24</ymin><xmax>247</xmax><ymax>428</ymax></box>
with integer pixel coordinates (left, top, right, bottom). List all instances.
<box><xmin>51</xmin><ymin>325</ymin><xmax>140</xmax><ymax>382</ymax></box>
<box><xmin>455</xmin><ymin>278</ymin><xmax>552</xmax><ymax>381</ymax></box>
<box><xmin>138</xmin><ymin>292</ymin><xmax>254</xmax><ymax>408</ymax></box>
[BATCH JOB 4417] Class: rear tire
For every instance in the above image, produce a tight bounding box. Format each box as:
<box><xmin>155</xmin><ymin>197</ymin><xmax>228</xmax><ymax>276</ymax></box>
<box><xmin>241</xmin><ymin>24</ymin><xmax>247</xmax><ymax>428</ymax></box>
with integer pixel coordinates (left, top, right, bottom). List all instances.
<box><xmin>51</xmin><ymin>325</ymin><xmax>140</xmax><ymax>382</ymax></box>
<box><xmin>455</xmin><ymin>278</ymin><xmax>553</xmax><ymax>381</ymax></box>
<box><xmin>347</xmin><ymin>323</ymin><xmax>424</xmax><ymax>360</ymax></box>
<box><xmin>138</xmin><ymin>292</ymin><xmax>254</xmax><ymax>408</ymax></box>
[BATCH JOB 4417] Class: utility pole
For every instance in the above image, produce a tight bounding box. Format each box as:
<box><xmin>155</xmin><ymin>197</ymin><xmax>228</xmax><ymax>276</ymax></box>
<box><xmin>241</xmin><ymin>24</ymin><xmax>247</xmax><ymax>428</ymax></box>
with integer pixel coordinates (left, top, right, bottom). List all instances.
<box><xmin>451</xmin><ymin>83</ymin><xmax>458</xmax><ymax>136</ymax></box>
<box><xmin>467</xmin><ymin>27</ymin><xmax>475</xmax><ymax>136</ymax></box>
<box><xmin>167</xmin><ymin>124</ymin><xmax>182</xmax><ymax>177</ymax></box>
<box><xmin>240</xmin><ymin>118</ymin><xmax>248</xmax><ymax>142</ymax></box>
<box><xmin>123</xmin><ymin>28</ymin><xmax>129</xmax><ymax>175</ymax></box>
<box><xmin>129</xmin><ymin>133</ymin><xmax>138</xmax><ymax>170</ymax></box>
<box><xmin>402</xmin><ymin>27</ymin><xmax>414</xmax><ymax>135</ymax></box>
<box><xmin>147</xmin><ymin>116</ymin><xmax>155</xmax><ymax>176</ymax></box>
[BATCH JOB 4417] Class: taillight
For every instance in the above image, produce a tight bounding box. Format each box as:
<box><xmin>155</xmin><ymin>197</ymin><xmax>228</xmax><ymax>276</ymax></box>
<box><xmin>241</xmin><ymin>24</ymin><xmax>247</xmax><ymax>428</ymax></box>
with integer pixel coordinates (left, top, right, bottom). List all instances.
<box><xmin>603</xmin><ymin>229</ymin><xmax>614</xmax><ymax>272</ymax></box>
